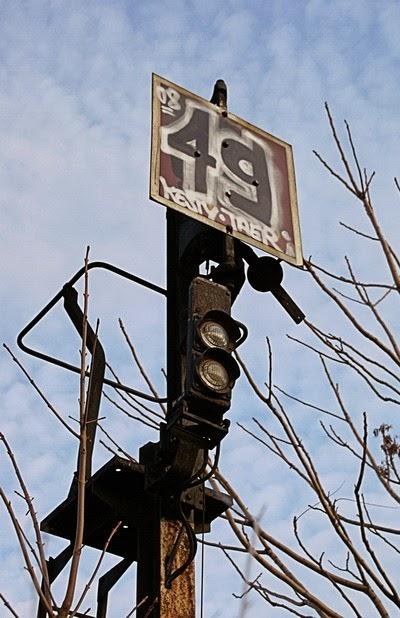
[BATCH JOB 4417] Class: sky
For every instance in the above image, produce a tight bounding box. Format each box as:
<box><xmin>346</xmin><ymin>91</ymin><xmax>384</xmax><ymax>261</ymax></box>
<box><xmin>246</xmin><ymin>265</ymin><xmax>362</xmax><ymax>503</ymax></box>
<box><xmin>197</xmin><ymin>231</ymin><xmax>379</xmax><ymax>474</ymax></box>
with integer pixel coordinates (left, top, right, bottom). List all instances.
<box><xmin>1</xmin><ymin>1</ymin><xmax>400</xmax><ymax>616</ymax></box>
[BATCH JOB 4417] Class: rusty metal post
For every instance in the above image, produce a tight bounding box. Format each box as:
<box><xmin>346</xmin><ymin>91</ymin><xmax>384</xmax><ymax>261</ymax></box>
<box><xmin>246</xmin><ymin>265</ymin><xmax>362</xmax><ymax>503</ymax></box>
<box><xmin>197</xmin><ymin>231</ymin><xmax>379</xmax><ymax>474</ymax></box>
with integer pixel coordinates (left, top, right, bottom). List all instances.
<box><xmin>160</xmin><ymin>519</ymin><xmax>195</xmax><ymax>616</ymax></box>
<box><xmin>136</xmin><ymin>208</ymin><xmax>198</xmax><ymax>616</ymax></box>
<box><xmin>135</xmin><ymin>209</ymin><xmax>197</xmax><ymax>618</ymax></box>
<box><xmin>136</xmin><ymin>79</ymin><xmax>230</xmax><ymax>618</ymax></box>
<box><xmin>136</xmin><ymin>509</ymin><xmax>195</xmax><ymax>617</ymax></box>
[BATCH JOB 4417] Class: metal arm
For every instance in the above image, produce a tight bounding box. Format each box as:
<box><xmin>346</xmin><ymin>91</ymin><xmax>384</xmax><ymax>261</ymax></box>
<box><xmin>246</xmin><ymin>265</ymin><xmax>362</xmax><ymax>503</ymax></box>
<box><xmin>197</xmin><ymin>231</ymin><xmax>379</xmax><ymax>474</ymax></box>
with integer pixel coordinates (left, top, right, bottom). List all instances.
<box><xmin>63</xmin><ymin>285</ymin><xmax>105</xmax><ymax>480</ymax></box>
<box><xmin>17</xmin><ymin>261</ymin><xmax>168</xmax><ymax>403</ymax></box>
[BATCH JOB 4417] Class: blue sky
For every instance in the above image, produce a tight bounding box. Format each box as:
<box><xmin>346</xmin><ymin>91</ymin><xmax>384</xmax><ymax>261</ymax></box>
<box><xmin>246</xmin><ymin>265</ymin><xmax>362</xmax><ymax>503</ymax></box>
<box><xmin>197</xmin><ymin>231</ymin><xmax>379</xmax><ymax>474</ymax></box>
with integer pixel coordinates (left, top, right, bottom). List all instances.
<box><xmin>1</xmin><ymin>1</ymin><xmax>400</xmax><ymax>616</ymax></box>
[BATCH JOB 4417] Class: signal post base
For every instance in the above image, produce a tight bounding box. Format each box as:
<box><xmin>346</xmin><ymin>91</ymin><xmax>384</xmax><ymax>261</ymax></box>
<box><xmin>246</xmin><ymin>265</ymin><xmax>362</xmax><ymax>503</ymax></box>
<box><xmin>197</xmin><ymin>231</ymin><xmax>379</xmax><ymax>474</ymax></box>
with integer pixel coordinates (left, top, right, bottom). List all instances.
<box><xmin>160</xmin><ymin>519</ymin><xmax>195</xmax><ymax>617</ymax></box>
<box><xmin>136</xmin><ymin>495</ymin><xmax>195</xmax><ymax>618</ymax></box>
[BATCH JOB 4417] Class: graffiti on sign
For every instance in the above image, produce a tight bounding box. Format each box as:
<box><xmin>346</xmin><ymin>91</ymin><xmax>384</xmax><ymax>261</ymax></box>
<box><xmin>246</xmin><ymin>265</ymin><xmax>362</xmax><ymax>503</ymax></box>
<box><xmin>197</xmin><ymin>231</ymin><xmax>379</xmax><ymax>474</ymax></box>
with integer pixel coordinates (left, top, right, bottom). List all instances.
<box><xmin>150</xmin><ymin>74</ymin><xmax>303</xmax><ymax>266</ymax></box>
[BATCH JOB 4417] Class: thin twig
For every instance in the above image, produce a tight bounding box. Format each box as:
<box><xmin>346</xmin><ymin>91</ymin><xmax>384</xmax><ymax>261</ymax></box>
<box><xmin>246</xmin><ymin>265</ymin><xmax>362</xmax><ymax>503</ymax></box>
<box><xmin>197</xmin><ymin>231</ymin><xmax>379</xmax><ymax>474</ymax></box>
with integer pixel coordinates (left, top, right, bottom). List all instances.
<box><xmin>0</xmin><ymin>433</ymin><xmax>52</xmax><ymax>608</ymax></box>
<box><xmin>2</xmin><ymin>344</ymin><xmax>79</xmax><ymax>438</ymax></box>
<box><xmin>71</xmin><ymin>521</ymin><xmax>122</xmax><ymax>616</ymax></box>
<box><xmin>0</xmin><ymin>593</ymin><xmax>20</xmax><ymax>618</ymax></box>
<box><xmin>119</xmin><ymin>319</ymin><xmax>166</xmax><ymax>415</ymax></box>
<box><xmin>97</xmin><ymin>424</ymin><xmax>137</xmax><ymax>462</ymax></box>
<box><xmin>59</xmin><ymin>246</ymin><xmax>90</xmax><ymax>618</ymax></box>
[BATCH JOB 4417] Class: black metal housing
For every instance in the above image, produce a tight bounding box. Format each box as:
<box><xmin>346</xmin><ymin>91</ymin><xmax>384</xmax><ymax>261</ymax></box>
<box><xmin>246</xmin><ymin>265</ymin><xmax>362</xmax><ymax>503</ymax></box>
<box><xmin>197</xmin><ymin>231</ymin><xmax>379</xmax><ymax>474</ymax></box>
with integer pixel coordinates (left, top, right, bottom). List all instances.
<box><xmin>185</xmin><ymin>277</ymin><xmax>242</xmax><ymax>419</ymax></box>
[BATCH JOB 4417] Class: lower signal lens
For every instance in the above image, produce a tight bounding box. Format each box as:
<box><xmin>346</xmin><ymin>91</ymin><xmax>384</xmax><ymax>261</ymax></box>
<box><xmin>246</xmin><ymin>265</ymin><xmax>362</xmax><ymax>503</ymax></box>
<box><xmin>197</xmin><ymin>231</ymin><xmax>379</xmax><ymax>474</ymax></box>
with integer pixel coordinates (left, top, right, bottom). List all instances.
<box><xmin>198</xmin><ymin>358</ymin><xmax>229</xmax><ymax>392</ymax></box>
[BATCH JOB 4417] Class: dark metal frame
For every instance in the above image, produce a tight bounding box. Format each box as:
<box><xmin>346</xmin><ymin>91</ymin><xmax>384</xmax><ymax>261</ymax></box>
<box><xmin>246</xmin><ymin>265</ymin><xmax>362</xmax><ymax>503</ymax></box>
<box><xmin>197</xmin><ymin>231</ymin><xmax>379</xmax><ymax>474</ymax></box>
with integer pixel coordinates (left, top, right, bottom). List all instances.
<box><xmin>63</xmin><ymin>284</ymin><xmax>105</xmax><ymax>480</ymax></box>
<box><xmin>17</xmin><ymin>261</ymin><xmax>168</xmax><ymax>403</ymax></box>
<box><xmin>37</xmin><ymin>542</ymin><xmax>133</xmax><ymax>618</ymax></box>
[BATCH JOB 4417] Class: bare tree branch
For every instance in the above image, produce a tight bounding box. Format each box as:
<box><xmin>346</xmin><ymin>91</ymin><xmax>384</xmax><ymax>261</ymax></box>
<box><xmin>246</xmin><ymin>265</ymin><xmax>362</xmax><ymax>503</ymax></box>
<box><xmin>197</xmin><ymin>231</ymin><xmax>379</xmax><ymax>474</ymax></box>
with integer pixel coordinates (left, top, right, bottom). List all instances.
<box><xmin>0</xmin><ymin>593</ymin><xmax>20</xmax><ymax>618</ymax></box>
<box><xmin>118</xmin><ymin>319</ymin><xmax>166</xmax><ymax>415</ymax></box>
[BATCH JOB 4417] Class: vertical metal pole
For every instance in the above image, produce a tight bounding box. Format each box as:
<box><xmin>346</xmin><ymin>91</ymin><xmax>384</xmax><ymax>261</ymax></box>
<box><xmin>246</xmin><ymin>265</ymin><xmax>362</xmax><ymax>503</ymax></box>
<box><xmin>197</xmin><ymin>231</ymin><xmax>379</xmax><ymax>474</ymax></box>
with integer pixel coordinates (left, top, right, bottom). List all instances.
<box><xmin>166</xmin><ymin>210</ymin><xmax>201</xmax><ymax>412</ymax></box>
<box><xmin>136</xmin><ymin>210</ymin><xmax>197</xmax><ymax>618</ymax></box>
<box><xmin>136</xmin><ymin>500</ymin><xmax>195</xmax><ymax>617</ymax></box>
<box><xmin>136</xmin><ymin>79</ymin><xmax>229</xmax><ymax>618</ymax></box>
<box><xmin>136</xmin><ymin>490</ymin><xmax>162</xmax><ymax>617</ymax></box>
<box><xmin>166</xmin><ymin>209</ymin><xmax>184</xmax><ymax>413</ymax></box>
<box><xmin>159</xmin><ymin>519</ymin><xmax>195</xmax><ymax>616</ymax></box>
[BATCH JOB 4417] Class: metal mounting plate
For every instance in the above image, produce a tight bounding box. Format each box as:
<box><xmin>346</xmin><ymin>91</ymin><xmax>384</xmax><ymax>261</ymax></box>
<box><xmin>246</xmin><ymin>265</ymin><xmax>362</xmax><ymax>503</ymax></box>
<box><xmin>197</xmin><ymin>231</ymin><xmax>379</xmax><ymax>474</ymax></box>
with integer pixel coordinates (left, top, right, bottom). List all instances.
<box><xmin>41</xmin><ymin>455</ymin><xmax>232</xmax><ymax>559</ymax></box>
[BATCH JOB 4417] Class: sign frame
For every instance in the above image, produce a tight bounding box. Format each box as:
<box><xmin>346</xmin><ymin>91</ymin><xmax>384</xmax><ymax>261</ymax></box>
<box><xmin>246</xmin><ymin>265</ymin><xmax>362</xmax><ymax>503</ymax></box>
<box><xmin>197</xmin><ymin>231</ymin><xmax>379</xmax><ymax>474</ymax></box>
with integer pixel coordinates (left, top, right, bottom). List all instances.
<box><xmin>150</xmin><ymin>73</ymin><xmax>303</xmax><ymax>267</ymax></box>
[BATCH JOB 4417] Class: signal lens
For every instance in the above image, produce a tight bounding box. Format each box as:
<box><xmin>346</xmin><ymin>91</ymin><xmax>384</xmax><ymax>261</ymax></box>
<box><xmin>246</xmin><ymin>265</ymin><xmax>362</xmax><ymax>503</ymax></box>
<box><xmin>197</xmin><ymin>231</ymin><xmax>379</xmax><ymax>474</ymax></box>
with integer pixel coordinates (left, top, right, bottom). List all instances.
<box><xmin>199</xmin><ymin>321</ymin><xmax>230</xmax><ymax>349</ymax></box>
<box><xmin>198</xmin><ymin>358</ymin><xmax>229</xmax><ymax>391</ymax></box>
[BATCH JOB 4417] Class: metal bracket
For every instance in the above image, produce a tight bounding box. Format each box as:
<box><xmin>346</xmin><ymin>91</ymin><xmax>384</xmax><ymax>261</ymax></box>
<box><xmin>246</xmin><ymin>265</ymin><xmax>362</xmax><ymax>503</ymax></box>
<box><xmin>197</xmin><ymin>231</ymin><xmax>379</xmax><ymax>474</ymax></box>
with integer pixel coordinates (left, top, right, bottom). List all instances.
<box><xmin>61</xmin><ymin>284</ymin><xmax>105</xmax><ymax>481</ymax></box>
<box><xmin>97</xmin><ymin>558</ymin><xmax>133</xmax><ymax>618</ymax></box>
<box><xmin>36</xmin><ymin>542</ymin><xmax>132</xmax><ymax>618</ymax></box>
<box><xmin>17</xmin><ymin>261</ymin><xmax>168</xmax><ymax>403</ymax></box>
<box><xmin>168</xmin><ymin>401</ymin><xmax>230</xmax><ymax>449</ymax></box>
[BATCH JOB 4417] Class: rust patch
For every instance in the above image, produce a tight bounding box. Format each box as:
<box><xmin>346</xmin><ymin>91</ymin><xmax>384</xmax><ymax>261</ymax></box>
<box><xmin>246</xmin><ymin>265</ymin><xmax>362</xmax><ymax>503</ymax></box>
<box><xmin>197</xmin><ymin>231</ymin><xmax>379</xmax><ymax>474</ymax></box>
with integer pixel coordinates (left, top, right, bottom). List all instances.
<box><xmin>160</xmin><ymin>519</ymin><xmax>195</xmax><ymax>617</ymax></box>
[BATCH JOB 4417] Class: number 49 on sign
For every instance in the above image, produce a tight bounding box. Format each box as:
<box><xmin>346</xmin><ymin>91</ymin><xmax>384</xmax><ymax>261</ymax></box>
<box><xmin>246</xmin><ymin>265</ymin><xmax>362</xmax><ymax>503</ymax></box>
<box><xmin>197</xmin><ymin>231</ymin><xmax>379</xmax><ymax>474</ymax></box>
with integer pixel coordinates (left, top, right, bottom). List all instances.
<box><xmin>150</xmin><ymin>74</ymin><xmax>303</xmax><ymax>267</ymax></box>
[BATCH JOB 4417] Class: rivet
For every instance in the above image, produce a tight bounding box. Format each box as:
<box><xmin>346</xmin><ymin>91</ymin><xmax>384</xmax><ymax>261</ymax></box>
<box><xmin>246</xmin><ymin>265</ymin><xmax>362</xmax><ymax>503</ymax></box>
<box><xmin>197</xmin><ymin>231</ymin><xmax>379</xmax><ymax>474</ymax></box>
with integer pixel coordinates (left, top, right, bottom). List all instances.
<box><xmin>194</xmin><ymin>150</ymin><xmax>201</xmax><ymax>157</ymax></box>
<box><xmin>252</xmin><ymin>179</ymin><xmax>259</xmax><ymax>187</ymax></box>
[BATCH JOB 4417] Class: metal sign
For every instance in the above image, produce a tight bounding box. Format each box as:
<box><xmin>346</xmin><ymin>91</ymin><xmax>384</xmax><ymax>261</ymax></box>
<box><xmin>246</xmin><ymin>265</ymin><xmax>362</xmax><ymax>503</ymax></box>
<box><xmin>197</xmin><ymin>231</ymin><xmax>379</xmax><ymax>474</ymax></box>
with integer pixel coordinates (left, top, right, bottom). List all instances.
<box><xmin>150</xmin><ymin>74</ymin><xmax>303</xmax><ymax>266</ymax></box>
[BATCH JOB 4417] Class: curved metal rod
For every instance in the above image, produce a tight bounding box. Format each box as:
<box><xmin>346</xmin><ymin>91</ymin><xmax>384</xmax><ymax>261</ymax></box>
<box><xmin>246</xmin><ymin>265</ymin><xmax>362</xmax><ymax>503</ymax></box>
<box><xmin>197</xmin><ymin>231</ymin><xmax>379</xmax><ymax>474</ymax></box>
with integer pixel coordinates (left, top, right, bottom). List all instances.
<box><xmin>17</xmin><ymin>261</ymin><xmax>168</xmax><ymax>403</ymax></box>
<box><xmin>235</xmin><ymin>320</ymin><xmax>248</xmax><ymax>348</ymax></box>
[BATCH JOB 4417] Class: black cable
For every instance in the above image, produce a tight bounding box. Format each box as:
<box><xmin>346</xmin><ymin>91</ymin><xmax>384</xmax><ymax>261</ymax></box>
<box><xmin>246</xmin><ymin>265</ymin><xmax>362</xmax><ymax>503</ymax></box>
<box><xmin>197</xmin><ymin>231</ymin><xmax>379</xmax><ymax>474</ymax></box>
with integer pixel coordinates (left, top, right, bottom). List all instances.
<box><xmin>164</xmin><ymin>498</ymin><xmax>198</xmax><ymax>589</ymax></box>
<box><xmin>200</xmin><ymin>481</ymin><xmax>205</xmax><ymax>618</ymax></box>
<box><xmin>163</xmin><ymin>443</ymin><xmax>222</xmax><ymax>588</ymax></box>
<box><xmin>164</xmin><ymin>517</ymin><xmax>184</xmax><ymax>583</ymax></box>
<box><xmin>183</xmin><ymin>449</ymin><xmax>208</xmax><ymax>488</ymax></box>
<box><xmin>186</xmin><ymin>443</ymin><xmax>221</xmax><ymax>489</ymax></box>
